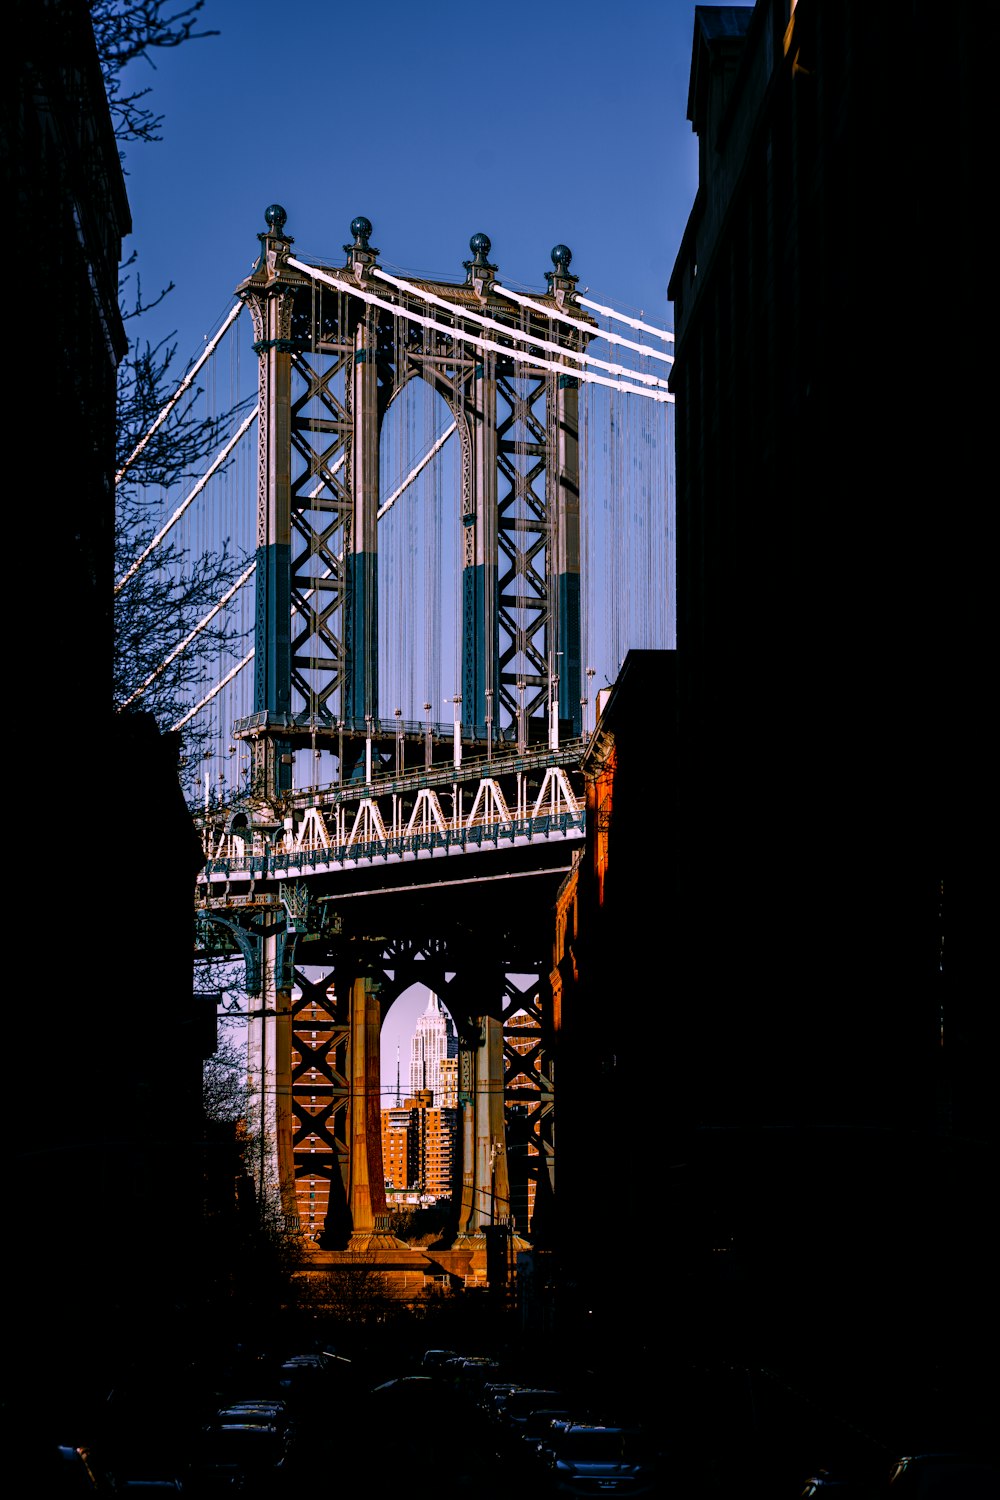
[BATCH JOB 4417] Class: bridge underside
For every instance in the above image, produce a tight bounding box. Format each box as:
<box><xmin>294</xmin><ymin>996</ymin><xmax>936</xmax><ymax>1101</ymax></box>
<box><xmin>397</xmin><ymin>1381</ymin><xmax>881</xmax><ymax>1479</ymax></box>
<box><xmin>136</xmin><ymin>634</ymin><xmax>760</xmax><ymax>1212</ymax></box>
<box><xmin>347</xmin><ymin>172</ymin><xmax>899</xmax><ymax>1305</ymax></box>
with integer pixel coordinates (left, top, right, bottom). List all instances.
<box><xmin>196</xmin><ymin>835</ymin><xmax>577</xmax><ymax>1258</ymax></box>
<box><xmin>296</xmin><ymin>837</ymin><xmax>577</xmax><ymax>932</ymax></box>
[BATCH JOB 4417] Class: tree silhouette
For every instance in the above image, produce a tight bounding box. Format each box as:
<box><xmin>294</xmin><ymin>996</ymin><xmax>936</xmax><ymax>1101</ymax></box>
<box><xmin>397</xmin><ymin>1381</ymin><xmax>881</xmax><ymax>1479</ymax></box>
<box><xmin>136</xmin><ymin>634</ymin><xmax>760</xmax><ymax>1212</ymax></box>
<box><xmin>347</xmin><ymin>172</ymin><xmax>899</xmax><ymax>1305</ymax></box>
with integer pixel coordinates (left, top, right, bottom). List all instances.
<box><xmin>90</xmin><ymin>0</ymin><xmax>219</xmax><ymax>150</ymax></box>
<box><xmin>98</xmin><ymin>1</ymin><xmax>252</xmax><ymax>762</ymax></box>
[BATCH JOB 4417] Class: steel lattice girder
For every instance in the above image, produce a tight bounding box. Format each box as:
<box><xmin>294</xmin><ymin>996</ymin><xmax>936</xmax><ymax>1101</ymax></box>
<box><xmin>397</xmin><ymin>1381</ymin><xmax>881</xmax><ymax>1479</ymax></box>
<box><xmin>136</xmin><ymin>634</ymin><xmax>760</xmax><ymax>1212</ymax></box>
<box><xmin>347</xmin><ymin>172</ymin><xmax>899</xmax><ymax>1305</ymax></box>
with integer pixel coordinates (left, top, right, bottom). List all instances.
<box><xmin>237</xmin><ymin>227</ymin><xmax>589</xmax><ymax>789</ymax></box>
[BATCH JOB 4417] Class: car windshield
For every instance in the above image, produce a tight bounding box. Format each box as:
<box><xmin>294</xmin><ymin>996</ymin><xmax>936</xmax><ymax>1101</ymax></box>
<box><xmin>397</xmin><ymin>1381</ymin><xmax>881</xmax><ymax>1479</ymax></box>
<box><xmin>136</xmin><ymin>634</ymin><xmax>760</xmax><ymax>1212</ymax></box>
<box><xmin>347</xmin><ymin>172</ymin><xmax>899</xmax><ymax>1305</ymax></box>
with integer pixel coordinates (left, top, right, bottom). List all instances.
<box><xmin>558</xmin><ymin>1429</ymin><xmax>646</xmax><ymax>1463</ymax></box>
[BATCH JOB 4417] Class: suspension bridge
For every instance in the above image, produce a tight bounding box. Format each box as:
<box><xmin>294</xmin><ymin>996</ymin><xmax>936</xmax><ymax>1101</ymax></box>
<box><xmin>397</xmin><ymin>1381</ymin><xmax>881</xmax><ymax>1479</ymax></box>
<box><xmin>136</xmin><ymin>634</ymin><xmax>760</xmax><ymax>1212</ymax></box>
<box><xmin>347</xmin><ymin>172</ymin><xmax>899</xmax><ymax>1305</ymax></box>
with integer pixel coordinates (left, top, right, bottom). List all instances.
<box><xmin>116</xmin><ymin>205</ymin><xmax>674</xmax><ymax>1266</ymax></box>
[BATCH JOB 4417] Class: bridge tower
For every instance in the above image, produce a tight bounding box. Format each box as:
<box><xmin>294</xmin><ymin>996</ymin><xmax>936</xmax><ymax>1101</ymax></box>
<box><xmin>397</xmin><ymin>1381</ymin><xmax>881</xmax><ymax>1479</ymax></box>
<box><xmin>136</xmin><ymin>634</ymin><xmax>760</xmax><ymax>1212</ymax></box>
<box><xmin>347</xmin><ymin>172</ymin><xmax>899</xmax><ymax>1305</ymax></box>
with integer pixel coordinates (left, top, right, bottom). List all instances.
<box><xmin>214</xmin><ymin>208</ymin><xmax>590</xmax><ymax>1257</ymax></box>
<box><xmin>237</xmin><ymin>205</ymin><xmax>589</xmax><ymax>806</ymax></box>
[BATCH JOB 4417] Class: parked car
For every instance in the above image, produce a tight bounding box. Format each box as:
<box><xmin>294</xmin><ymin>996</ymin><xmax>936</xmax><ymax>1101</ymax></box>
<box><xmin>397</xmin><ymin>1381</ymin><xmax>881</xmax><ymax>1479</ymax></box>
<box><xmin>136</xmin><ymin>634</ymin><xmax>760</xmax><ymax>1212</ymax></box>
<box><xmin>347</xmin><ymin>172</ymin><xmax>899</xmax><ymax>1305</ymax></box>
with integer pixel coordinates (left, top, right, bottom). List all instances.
<box><xmin>885</xmin><ymin>1451</ymin><xmax>1000</xmax><ymax>1496</ymax></box>
<box><xmin>496</xmin><ymin>1386</ymin><xmax>570</xmax><ymax>1441</ymax></box>
<box><xmin>45</xmin><ymin>1444</ymin><xmax>117</xmax><ymax>1496</ymax></box>
<box><xmin>277</xmin><ymin>1353</ymin><xmax>329</xmax><ymax>1384</ymax></box>
<box><xmin>448</xmin><ymin>1356</ymin><xmax>504</xmax><ymax>1392</ymax></box>
<box><xmin>519</xmin><ymin>1407</ymin><xmax>582</xmax><ymax>1449</ymax></box>
<box><xmin>486</xmin><ymin>1384</ymin><xmax>528</xmax><ymax>1425</ymax></box>
<box><xmin>800</xmin><ymin>1470</ymin><xmax>882</xmax><ymax>1497</ymax></box>
<box><xmin>187</xmin><ymin>1420</ymin><xmax>293</xmax><ymax>1496</ymax></box>
<box><xmin>419</xmin><ymin>1348</ymin><xmax>459</xmax><ymax>1374</ymax></box>
<box><xmin>535</xmin><ymin>1416</ymin><xmax>583</xmax><ymax>1469</ymax></box>
<box><xmin>506</xmin><ymin>1408</ymin><xmax>585</xmax><ymax>1476</ymax></box>
<box><xmin>213</xmin><ymin>1403</ymin><xmax>290</xmax><ymax>1433</ymax></box>
<box><xmin>547</xmin><ymin>1422</ymin><xmax>663</xmax><ymax>1497</ymax></box>
<box><xmin>477</xmin><ymin>1381</ymin><xmax>522</xmax><ymax>1416</ymax></box>
<box><xmin>274</xmin><ymin>1353</ymin><xmax>343</xmax><ymax>1414</ymax></box>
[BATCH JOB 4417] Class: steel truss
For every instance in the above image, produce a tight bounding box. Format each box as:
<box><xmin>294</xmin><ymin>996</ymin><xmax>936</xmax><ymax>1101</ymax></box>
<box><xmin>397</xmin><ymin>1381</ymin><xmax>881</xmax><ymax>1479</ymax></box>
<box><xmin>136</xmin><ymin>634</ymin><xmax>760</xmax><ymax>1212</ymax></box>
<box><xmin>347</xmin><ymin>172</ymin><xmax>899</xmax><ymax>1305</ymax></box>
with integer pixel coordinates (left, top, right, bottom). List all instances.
<box><xmin>196</xmin><ymin>904</ymin><xmax>556</xmax><ymax>1249</ymax></box>
<box><xmin>236</xmin><ymin>207</ymin><xmax>591</xmax><ymax>807</ymax></box>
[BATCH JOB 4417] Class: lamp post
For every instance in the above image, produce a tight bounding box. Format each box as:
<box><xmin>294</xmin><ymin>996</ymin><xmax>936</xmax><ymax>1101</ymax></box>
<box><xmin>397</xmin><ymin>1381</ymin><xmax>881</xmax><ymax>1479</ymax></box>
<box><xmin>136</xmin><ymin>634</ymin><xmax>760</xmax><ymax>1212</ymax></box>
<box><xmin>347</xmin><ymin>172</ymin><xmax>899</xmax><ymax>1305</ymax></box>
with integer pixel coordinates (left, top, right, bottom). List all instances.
<box><xmin>364</xmin><ymin>713</ymin><xmax>373</xmax><ymax>783</ymax></box>
<box><xmin>311</xmin><ymin>723</ymin><xmax>321</xmax><ymax>787</ymax></box>
<box><xmin>516</xmin><ymin>679</ymin><xmax>526</xmax><ymax>754</ymax></box>
<box><xmin>394</xmin><ymin>707</ymin><xmax>403</xmax><ymax>776</ymax></box>
<box><xmin>586</xmin><ymin>666</ymin><xmax>596</xmax><ymax>734</ymax></box>
<box><xmin>548</xmin><ymin>652</ymin><xmax>563</xmax><ymax>750</ymax></box>
<box><xmin>485</xmin><ymin>688</ymin><xmax>493</xmax><ymax>765</ymax></box>
<box><xmin>203</xmin><ymin>748</ymin><xmax>212</xmax><ymax>816</ymax></box>
<box><xmin>423</xmin><ymin>702</ymin><xmax>433</xmax><ymax>770</ymax></box>
<box><xmin>449</xmin><ymin>694</ymin><xmax>462</xmax><ymax>770</ymax></box>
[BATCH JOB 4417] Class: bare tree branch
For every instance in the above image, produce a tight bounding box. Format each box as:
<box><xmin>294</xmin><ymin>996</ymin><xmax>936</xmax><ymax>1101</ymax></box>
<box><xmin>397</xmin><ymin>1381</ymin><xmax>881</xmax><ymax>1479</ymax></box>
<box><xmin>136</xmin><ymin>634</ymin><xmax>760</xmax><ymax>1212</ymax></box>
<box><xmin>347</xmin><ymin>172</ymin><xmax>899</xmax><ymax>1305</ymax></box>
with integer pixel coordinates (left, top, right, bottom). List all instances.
<box><xmin>90</xmin><ymin>0</ymin><xmax>219</xmax><ymax>148</ymax></box>
<box><xmin>102</xmin><ymin>5</ymin><xmax>250</xmax><ymax>771</ymax></box>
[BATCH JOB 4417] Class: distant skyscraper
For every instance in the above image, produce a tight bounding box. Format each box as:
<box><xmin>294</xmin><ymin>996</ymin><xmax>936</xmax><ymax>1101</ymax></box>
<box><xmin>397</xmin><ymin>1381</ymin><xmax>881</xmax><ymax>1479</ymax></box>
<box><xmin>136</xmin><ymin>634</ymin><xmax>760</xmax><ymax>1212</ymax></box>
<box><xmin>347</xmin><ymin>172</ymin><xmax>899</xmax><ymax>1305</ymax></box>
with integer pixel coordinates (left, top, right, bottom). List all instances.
<box><xmin>408</xmin><ymin>991</ymin><xmax>456</xmax><ymax>1105</ymax></box>
<box><xmin>439</xmin><ymin>1055</ymin><xmax>459</xmax><ymax>1109</ymax></box>
<box><xmin>382</xmin><ymin>1106</ymin><xmax>418</xmax><ymax>1191</ymax></box>
<box><xmin>381</xmin><ymin>1096</ymin><xmax>458</xmax><ymax>1202</ymax></box>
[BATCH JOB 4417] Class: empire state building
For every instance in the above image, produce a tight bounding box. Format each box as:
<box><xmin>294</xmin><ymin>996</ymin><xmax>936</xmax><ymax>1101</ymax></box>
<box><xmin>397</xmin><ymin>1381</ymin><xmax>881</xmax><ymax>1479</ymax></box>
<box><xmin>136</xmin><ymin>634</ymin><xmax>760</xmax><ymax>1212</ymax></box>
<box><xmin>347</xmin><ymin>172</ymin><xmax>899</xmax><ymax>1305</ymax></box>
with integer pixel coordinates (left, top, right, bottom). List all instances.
<box><xmin>409</xmin><ymin>991</ymin><xmax>456</xmax><ymax>1105</ymax></box>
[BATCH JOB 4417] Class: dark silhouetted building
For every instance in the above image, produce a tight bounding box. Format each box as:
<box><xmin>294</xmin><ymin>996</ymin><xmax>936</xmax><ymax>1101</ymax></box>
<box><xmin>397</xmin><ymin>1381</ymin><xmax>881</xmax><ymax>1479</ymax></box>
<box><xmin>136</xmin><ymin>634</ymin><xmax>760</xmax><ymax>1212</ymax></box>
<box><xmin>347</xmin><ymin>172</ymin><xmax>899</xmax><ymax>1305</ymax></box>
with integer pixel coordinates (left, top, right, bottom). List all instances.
<box><xmin>7</xmin><ymin>0</ymin><xmax>214</xmax><ymax>1419</ymax></box>
<box><xmin>549</xmin><ymin>0</ymin><xmax>993</xmax><ymax>1444</ymax></box>
<box><xmin>665</xmin><ymin>0</ymin><xmax>991</xmax><ymax>1415</ymax></box>
<box><xmin>667</xmin><ymin>0</ymin><xmax>989</xmax><ymax>1135</ymax></box>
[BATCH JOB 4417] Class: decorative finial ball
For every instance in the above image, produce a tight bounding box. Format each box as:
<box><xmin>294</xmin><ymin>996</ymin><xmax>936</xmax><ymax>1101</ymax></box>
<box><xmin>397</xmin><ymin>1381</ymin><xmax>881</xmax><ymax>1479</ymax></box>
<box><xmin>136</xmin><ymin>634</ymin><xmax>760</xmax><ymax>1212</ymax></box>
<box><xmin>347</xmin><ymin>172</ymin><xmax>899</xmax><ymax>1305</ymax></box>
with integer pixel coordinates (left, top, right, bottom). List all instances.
<box><xmin>264</xmin><ymin>204</ymin><xmax>287</xmax><ymax>233</ymax></box>
<box><xmin>351</xmin><ymin>216</ymin><xmax>373</xmax><ymax>243</ymax></box>
<box><xmin>470</xmin><ymin>232</ymin><xmax>492</xmax><ymax>258</ymax></box>
<box><xmin>551</xmin><ymin>244</ymin><xmax>573</xmax><ymax>272</ymax></box>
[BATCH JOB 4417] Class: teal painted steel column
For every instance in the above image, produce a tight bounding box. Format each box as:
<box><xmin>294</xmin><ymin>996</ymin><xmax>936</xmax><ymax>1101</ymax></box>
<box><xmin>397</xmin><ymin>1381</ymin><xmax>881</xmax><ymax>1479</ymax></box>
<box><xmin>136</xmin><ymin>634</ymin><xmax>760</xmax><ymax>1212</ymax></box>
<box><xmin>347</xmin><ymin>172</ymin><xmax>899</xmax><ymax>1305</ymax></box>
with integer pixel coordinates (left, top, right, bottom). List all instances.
<box><xmin>344</xmin><ymin>219</ymin><xmax>381</xmax><ymax>728</ymax></box>
<box><xmin>461</xmin><ymin>355</ymin><xmax>498</xmax><ymax>735</ymax></box>
<box><xmin>546</xmin><ymin>246</ymin><xmax>584</xmax><ymax>736</ymax></box>
<box><xmin>347</xmin><ymin>317</ymin><xmax>379</xmax><ymax>725</ymax></box>
<box><xmin>552</xmin><ymin>372</ymin><xmax>582</xmax><ymax>734</ymax></box>
<box><xmin>461</xmin><ymin>235</ymin><xmax>499</xmax><ymax>737</ymax></box>
<box><xmin>239</xmin><ymin>205</ymin><xmax>306</xmax><ymax>800</ymax></box>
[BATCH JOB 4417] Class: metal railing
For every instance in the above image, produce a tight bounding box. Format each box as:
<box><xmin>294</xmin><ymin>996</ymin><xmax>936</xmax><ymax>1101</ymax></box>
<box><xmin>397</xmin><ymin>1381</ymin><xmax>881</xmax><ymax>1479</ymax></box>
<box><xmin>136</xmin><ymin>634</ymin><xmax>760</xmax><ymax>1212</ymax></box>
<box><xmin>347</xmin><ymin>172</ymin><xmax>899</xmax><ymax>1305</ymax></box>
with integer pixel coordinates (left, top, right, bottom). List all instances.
<box><xmin>199</xmin><ymin>807</ymin><xmax>585</xmax><ymax>882</ymax></box>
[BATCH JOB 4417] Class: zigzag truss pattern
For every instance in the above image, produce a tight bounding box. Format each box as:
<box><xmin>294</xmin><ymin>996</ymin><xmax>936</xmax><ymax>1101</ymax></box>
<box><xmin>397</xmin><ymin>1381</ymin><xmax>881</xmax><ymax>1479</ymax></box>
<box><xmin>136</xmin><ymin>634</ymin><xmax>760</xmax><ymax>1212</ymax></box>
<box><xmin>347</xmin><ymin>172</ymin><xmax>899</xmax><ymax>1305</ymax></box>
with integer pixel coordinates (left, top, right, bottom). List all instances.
<box><xmin>200</xmin><ymin>753</ymin><xmax>582</xmax><ymax>885</ymax></box>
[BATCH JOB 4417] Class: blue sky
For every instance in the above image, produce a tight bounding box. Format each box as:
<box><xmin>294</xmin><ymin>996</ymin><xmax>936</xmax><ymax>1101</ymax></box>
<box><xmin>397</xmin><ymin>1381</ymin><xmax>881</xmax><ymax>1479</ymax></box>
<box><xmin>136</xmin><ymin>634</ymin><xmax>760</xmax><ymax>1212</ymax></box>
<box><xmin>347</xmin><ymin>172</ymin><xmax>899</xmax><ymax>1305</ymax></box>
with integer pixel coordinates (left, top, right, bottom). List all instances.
<box><xmin>124</xmin><ymin>0</ymin><xmax>720</xmax><ymax>1086</ymax></box>
<box><xmin>121</xmin><ymin>0</ymin><xmax>705</xmax><ymax>369</ymax></box>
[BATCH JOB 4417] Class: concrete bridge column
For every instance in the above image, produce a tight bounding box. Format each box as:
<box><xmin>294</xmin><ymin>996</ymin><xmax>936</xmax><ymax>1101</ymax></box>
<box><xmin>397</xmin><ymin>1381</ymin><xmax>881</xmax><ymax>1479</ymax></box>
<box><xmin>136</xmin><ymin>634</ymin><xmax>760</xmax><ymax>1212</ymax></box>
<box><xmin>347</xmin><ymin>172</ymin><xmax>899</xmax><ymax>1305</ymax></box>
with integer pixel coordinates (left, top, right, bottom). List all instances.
<box><xmin>454</xmin><ymin>1015</ymin><xmax>508</xmax><ymax>1242</ymax></box>
<box><xmin>347</xmin><ymin>974</ymin><xmax>404</xmax><ymax>1249</ymax></box>
<box><xmin>455</xmin><ymin>1044</ymin><xmax>476</xmax><ymax>1244</ymax></box>
<box><xmin>247</xmin><ymin>932</ymin><xmax>296</xmax><ymax>1223</ymax></box>
<box><xmin>477</xmin><ymin>1015</ymin><xmax>510</xmax><ymax>1231</ymax></box>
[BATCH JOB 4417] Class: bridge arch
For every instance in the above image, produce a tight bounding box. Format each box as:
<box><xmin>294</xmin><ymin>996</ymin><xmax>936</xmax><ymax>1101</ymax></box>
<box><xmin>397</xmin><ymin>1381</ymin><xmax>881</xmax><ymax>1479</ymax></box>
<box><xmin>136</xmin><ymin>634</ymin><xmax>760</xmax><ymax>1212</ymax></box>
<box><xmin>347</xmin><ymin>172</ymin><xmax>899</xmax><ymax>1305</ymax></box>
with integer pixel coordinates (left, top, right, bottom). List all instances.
<box><xmin>377</xmin><ymin>373</ymin><xmax>465</xmax><ymax>725</ymax></box>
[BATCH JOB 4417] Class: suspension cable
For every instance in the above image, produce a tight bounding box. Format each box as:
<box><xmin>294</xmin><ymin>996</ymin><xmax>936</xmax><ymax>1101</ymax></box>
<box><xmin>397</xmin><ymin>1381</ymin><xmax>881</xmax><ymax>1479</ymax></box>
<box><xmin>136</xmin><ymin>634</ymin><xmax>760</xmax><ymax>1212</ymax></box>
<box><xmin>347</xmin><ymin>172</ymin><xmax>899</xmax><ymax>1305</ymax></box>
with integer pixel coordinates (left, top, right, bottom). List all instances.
<box><xmin>172</xmin><ymin>649</ymin><xmax>255</xmax><ymax>731</ymax></box>
<box><xmin>494</xmin><ymin>283</ymin><xmax>673</xmax><ymax>364</ymax></box>
<box><xmin>378</xmin><ymin>421</ymin><xmax>456</xmax><ymax>521</ymax></box>
<box><xmin>372</xmin><ymin>266</ymin><xmax>672</xmax><ymax>390</ymax></box>
<box><xmin>286</xmin><ymin>258</ymin><xmax>672</xmax><ymax>404</ymax></box>
<box><xmin>118</xmin><ymin>559</ymin><xmax>257</xmax><ymax>710</ymax></box>
<box><xmin>114</xmin><ymin>407</ymin><xmax>258</xmax><ymax>593</ymax></box>
<box><xmin>115</xmin><ymin>300</ymin><xmax>245</xmax><ymax>484</ymax></box>
<box><xmin>577</xmin><ymin>294</ymin><xmax>675</xmax><ymax>342</ymax></box>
